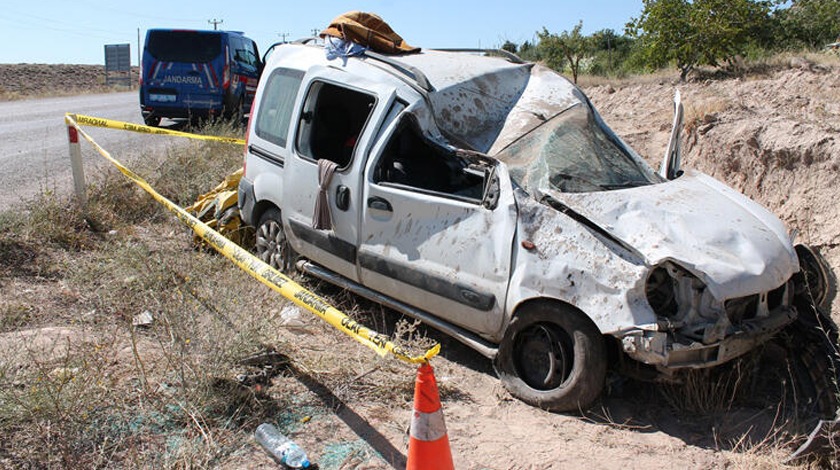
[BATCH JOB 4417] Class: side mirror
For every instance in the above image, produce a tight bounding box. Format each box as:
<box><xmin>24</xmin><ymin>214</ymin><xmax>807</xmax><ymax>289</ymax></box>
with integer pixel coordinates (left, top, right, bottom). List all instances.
<box><xmin>659</xmin><ymin>90</ymin><xmax>684</xmax><ymax>180</ymax></box>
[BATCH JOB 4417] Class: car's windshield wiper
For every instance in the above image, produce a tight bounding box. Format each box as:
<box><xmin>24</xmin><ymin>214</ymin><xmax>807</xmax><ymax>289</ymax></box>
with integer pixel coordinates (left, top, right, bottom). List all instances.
<box><xmin>598</xmin><ymin>181</ymin><xmax>648</xmax><ymax>190</ymax></box>
<box><xmin>549</xmin><ymin>172</ymin><xmax>602</xmax><ymax>192</ymax></box>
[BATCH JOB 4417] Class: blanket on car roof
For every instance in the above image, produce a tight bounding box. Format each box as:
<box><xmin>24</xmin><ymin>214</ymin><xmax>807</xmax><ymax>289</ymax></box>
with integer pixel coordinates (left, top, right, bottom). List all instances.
<box><xmin>319</xmin><ymin>11</ymin><xmax>419</xmax><ymax>54</ymax></box>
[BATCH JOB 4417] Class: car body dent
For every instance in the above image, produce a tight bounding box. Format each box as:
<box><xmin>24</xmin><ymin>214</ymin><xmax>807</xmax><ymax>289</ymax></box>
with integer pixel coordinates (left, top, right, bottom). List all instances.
<box><xmin>549</xmin><ymin>169</ymin><xmax>799</xmax><ymax>301</ymax></box>
<box><xmin>505</xmin><ymin>188</ymin><xmax>653</xmax><ymax>339</ymax></box>
<box><xmin>359</xmin><ymin>161</ymin><xmax>518</xmax><ymax>338</ymax></box>
<box><xmin>487</xmin><ymin>65</ymin><xmax>587</xmax><ymax>157</ymax></box>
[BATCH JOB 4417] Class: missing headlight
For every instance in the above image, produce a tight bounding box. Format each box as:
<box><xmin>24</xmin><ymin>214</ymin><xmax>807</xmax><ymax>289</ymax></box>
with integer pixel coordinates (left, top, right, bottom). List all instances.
<box><xmin>644</xmin><ymin>262</ymin><xmax>709</xmax><ymax>324</ymax></box>
<box><xmin>645</xmin><ymin>265</ymin><xmax>678</xmax><ymax>318</ymax></box>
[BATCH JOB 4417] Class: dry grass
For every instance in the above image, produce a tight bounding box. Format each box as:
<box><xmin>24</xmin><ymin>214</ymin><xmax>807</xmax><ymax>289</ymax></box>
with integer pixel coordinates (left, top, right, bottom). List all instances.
<box><xmin>0</xmin><ymin>117</ymin><xmax>436</xmax><ymax>468</ymax></box>
<box><xmin>683</xmin><ymin>97</ymin><xmax>732</xmax><ymax>135</ymax></box>
<box><xmin>577</xmin><ymin>48</ymin><xmax>840</xmax><ymax>88</ymax></box>
<box><xmin>577</xmin><ymin>68</ymin><xmax>678</xmax><ymax>88</ymax></box>
<box><xmin>0</xmin><ymin>64</ymin><xmax>137</xmax><ymax>101</ymax></box>
<box><xmin>0</xmin><ymin>122</ymin><xmax>286</xmax><ymax>468</ymax></box>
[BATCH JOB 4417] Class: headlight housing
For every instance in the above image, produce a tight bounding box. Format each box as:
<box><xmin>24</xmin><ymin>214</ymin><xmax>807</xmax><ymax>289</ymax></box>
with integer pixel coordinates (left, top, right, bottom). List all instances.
<box><xmin>645</xmin><ymin>261</ymin><xmax>793</xmax><ymax>345</ymax></box>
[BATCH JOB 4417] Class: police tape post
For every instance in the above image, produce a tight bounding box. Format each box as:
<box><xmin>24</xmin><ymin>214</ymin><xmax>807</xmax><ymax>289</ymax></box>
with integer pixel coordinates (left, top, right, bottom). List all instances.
<box><xmin>66</xmin><ymin>115</ymin><xmax>87</xmax><ymax>210</ymax></box>
<box><xmin>64</xmin><ymin>113</ymin><xmax>439</xmax><ymax>365</ymax></box>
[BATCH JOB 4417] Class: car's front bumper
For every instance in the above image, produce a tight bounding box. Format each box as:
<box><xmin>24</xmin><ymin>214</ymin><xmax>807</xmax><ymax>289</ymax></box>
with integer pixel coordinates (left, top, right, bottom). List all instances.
<box><xmin>237</xmin><ymin>176</ymin><xmax>256</xmax><ymax>227</ymax></box>
<box><xmin>619</xmin><ymin>305</ymin><xmax>797</xmax><ymax>369</ymax></box>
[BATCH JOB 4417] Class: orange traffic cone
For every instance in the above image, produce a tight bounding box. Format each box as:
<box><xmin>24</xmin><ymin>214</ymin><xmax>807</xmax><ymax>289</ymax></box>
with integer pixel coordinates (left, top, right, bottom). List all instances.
<box><xmin>406</xmin><ymin>362</ymin><xmax>454</xmax><ymax>470</ymax></box>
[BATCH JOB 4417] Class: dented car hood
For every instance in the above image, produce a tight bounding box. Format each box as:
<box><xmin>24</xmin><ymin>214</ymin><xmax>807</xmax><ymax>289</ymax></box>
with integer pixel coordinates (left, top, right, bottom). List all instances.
<box><xmin>547</xmin><ymin>169</ymin><xmax>799</xmax><ymax>300</ymax></box>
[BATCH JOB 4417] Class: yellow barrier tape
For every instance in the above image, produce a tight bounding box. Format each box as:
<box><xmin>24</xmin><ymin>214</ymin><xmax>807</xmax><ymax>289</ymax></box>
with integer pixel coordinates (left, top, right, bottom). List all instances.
<box><xmin>73</xmin><ymin>113</ymin><xmax>246</xmax><ymax>145</ymax></box>
<box><xmin>65</xmin><ymin>113</ymin><xmax>439</xmax><ymax>365</ymax></box>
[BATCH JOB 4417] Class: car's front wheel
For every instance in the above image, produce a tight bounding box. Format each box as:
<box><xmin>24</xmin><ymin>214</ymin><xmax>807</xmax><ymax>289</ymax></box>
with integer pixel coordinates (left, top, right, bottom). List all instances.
<box><xmin>495</xmin><ymin>301</ymin><xmax>607</xmax><ymax>412</ymax></box>
<box><xmin>255</xmin><ymin>208</ymin><xmax>293</xmax><ymax>273</ymax></box>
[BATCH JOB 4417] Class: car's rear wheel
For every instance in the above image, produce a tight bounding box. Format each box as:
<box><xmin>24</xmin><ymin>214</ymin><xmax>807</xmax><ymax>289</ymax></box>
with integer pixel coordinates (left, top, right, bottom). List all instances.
<box><xmin>144</xmin><ymin>115</ymin><xmax>161</xmax><ymax>127</ymax></box>
<box><xmin>255</xmin><ymin>208</ymin><xmax>292</xmax><ymax>273</ymax></box>
<box><xmin>495</xmin><ymin>301</ymin><xmax>607</xmax><ymax>412</ymax></box>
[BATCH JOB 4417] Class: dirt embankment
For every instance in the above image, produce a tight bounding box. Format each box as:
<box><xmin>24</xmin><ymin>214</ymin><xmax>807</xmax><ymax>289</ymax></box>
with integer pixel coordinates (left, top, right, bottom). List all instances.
<box><xmin>586</xmin><ymin>60</ymin><xmax>840</xmax><ymax>319</ymax></box>
<box><xmin>0</xmin><ymin>64</ymin><xmax>138</xmax><ymax>99</ymax></box>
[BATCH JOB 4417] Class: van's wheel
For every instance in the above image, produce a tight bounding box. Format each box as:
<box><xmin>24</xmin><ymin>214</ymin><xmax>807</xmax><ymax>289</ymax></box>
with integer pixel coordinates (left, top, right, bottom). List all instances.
<box><xmin>255</xmin><ymin>208</ymin><xmax>293</xmax><ymax>272</ymax></box>
<box><xmin>232</xmin><ymin>97</ymin><xmax>245</xmax><ymax>125</ymax></box>
<box><xmin>144</xmin><ymin>115</ymin><xmax>161</xmax><ymax>127</ymax></box>
<box><xmin>495</xmin><ymin>301</ymin><xmax>607</xmax><ymax>412</ymax></box>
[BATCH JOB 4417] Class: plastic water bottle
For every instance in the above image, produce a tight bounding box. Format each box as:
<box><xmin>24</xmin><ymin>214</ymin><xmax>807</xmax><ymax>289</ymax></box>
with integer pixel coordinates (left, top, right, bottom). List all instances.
<box><xmin>254</xmin><ymin>423</ymin><xmax>311</xmax><ymax>468</ymax></box>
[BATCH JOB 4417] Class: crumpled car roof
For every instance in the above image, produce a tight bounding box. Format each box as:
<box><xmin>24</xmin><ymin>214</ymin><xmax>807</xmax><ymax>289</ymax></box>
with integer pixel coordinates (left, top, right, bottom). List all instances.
<box><xmin>395</xmin><ymin>51</ymin><xmax>585</xmax><ymax>155</ymax></box>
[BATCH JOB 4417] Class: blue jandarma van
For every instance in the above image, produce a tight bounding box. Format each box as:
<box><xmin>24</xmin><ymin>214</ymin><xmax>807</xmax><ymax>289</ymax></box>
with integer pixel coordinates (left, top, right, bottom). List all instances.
<box><xmin>140</xmin><ymin>29</ymin><xmax>261</xmax><ymax>126</ymax></box>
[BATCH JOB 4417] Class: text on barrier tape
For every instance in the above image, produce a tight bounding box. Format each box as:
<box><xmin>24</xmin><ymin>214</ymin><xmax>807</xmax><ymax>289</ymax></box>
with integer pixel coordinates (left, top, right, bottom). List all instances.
<box><xmin>64</xmin><ymin>113</ymin><xmax>439</xmax><ymax>364</ymax></box>
<box><xmin>73</xmin><ymin>114</ymin><xmax>246</xmax><ymax>145</ymax></box>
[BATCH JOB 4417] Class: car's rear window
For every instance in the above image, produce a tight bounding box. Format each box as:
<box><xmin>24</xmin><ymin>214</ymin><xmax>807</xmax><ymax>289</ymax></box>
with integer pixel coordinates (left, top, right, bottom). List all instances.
<box><xmin>146</xmin><ymin>31</ymin><xmax>222</xmax><ymax>63</ymax></box>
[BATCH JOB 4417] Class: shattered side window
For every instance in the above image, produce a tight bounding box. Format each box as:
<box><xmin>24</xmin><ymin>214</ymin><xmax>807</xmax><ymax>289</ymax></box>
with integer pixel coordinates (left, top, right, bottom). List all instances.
<box><xmin>498</xmin><ymin>103</ymin><xmax>661</xmax><ymax>194</ymax></box>
<box><xmin>373</xmin><ymin>117</ymin><xmax>486</xmax><ymax>202</ymax></box>
<box><xmin>296</xmin><ymin>82</ymin><xmax>376</xmax><ymax>168</ymax></box>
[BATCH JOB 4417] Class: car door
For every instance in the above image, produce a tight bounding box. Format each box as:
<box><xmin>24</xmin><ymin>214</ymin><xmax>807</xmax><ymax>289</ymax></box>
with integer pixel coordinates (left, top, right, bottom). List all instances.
<box><xmin>358</xmin><ymin>113</ymin><xmax>517</xmax><ymax>336</ymax></box>
<box><xmin>282</xmin><ymin>67</ymin><xmax>397</xmax><ymax>282</ymax></box>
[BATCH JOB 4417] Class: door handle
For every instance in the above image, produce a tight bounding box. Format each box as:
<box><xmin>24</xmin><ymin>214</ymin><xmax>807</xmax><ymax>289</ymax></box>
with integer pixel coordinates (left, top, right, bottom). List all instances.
<box><xmin>335</xmin><ymin>185</ymin><xmax>350</xmax><ymax>211</ymax></box>
<box><xmin>367</xmin><ymin>196</ymin><xmax>392</xmax><ymax>212</ymax></box>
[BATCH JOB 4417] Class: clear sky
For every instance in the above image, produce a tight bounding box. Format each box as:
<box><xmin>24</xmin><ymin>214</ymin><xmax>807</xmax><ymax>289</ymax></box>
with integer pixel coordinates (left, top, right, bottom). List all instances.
<box><xmin>0</xmin><ymin>1</ymin><xmax>644</xmax><ymax>65</ymax></box>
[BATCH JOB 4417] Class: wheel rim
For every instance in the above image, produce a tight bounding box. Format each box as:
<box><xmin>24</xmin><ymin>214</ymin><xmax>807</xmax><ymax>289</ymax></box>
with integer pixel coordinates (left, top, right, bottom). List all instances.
<box><xmin>513</xmin><ymin>323</ymin><xmax>574</xmax><ymax>390</ymax></box>
<box><xmin>255</xmin><ymin>219</ymin><xmax>286</xmax><ymax>270</ymax></box>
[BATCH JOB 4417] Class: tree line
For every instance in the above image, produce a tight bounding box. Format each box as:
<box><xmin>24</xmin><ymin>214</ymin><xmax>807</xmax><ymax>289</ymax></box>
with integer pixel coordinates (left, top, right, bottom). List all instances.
<box><xmin>501</xmin><ymin>0</ymin><xmax>840</xmax><ymax>82</ymax></box>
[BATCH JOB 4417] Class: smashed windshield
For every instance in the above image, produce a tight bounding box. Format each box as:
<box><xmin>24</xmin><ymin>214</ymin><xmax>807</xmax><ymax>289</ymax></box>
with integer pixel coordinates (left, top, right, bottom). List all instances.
<box><xmin>497</xmin><ymin>103</ymin><xmax>662</xmax><ymax>194</ymax></box>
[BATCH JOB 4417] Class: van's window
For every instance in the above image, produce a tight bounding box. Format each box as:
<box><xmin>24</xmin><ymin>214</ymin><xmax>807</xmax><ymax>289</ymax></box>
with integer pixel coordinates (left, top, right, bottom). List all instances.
<box><xmin>231</xmin><ymin>36</ymin><xmax>259</xmax><ymax>68</ymax></box>
<box><xmin>296</xmin><ymin>82</ymin><xmax>375</xmax><ymax>168</ymax></box>
<box><xmin>146</xmin><ymin>31</ymin><xmax>221</xmax><ymax>63</ymax></box>
<box><xmin>255</xmin><ymin>68</ymin><xmax>304</xmax><ymax>148</ymax></box>
<box><xmin>373</xmin><ymin>117</ymin><xmax>485</xmax><ymax>201</ymax></box>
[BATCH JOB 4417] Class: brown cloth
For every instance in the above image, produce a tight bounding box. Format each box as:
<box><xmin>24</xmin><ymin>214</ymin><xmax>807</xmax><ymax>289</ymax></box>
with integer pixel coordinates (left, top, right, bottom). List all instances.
<box><xmin>313</xmin><ymin>159</ymin><xmax>339</xmax><ymax>230</ymax></box>
<box><xmin>320</xmin><ymin>11</ymin><xmax>419</xmax><ymax>54</ymax></box>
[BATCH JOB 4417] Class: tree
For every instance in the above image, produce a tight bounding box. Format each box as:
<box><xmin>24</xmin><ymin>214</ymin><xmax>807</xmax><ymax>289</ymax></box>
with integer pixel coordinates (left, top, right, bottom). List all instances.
<box><xmin>517</xmin><ymin>41</ymin><xmax>539</xmax><ymax>62</ymax></box>
<box><xmin>589</xmin><ymin>29</ymin><xmax>635</xmax><ymax>75</ymax></box>
<box><xmin>628</xmin><ymin>0</ymin><xmax>772</xmax><ymax>81</ymax></box>
<box><xmin>777</xmin><ymin>0</ymin><xmax>840</xmax><ymax>48</ymax></box>
<box><xmin>537</xmin><ymin>21</ymin><xmax>594</xmax><ymax>84</ymax></box>
<box><xmin>501</xmin><ymin>40</ymin><xmax>518</xmax><ymax>54</ymax></box>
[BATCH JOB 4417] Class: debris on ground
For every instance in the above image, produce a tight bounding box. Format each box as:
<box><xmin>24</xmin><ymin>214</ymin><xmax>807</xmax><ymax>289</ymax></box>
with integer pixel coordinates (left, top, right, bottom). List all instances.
<box><xmin>185</xmin><ymin>168</ymin><xmax>252</xmax><ymax>247</ymax></box>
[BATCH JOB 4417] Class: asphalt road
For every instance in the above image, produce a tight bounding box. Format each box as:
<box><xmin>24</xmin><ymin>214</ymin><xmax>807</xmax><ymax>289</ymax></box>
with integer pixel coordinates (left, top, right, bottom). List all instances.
<box><xmin>0</xmin><ymin>91</ymin><xmax>177</xmax><ymax>207</ymax></box>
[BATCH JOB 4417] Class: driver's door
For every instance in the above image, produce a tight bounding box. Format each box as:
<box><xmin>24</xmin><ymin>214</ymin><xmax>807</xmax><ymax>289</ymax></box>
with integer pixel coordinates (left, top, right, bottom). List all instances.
<box><xmin>358</xmin><ymin>115</ymin><xmax>517</xmax><ymax>336</ymax></box>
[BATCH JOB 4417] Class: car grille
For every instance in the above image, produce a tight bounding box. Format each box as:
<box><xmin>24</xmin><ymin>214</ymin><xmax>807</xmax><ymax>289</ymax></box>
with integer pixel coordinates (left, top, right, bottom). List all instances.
<box><xmin>725</xmin><ymin>281</ymin><xmax>788</xmax><ymax>324</ymax></box>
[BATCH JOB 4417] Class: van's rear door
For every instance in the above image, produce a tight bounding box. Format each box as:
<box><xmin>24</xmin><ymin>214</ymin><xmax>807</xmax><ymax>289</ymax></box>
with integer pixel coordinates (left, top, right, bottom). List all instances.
<box><xmin>143</xmin><ymin>30</ymin><xmax>224</xmax><ymax>113</ymax></box>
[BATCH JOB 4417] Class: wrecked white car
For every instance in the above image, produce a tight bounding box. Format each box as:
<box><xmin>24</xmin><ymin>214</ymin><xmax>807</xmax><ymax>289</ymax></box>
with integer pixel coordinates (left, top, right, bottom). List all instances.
<box><xmin>238</xmin><ymin>40</ymin><xmax>818</xmax><ymax>411</ymax></box>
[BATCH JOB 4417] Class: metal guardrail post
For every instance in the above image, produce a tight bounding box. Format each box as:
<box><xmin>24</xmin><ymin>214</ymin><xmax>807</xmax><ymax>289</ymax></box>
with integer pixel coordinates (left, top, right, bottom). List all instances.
<box><xmin>66</xmin><ymin>114</ymin><xmax>87</xmax><ymax>210</ymax></box>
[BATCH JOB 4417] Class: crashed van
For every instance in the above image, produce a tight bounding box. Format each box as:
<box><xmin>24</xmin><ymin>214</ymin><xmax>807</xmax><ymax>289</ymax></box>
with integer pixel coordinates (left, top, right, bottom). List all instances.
<box><xmin>238</xmin><ymin>39</ymin><xmax>814</xmax><ymax>411</ymax></box>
